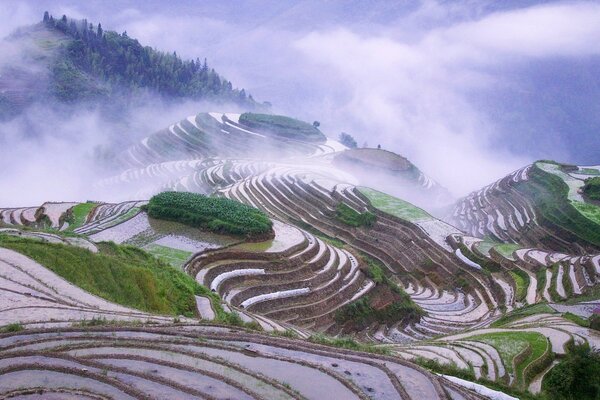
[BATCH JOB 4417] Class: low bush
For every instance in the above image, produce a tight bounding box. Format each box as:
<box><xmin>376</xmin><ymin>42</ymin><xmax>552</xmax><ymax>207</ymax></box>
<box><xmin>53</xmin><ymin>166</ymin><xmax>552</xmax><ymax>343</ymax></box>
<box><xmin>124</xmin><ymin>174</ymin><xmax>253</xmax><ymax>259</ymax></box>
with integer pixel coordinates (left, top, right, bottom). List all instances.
<box><xmin>544</xmin><ymin>343</ymin><xmax>600</xmax><ymax>400</ymax></box>
<box><xmin>582</xmin><ymin>177</ymin><xmax>600</xmax><ymax>201</ymax></box>
<box><xmin>590</xmin><ymin>314</ymin><xmax>600</xmax><ymax>331</ymax></box>
<box><xmin>0</xmin><ymin>323</ymin><xmax>24</xmax><ymax>333</ymax></box>
<box><xmin>146</xmin><ymin>191</ymin><xmax>272</xmax><ymax>239</ymax></box>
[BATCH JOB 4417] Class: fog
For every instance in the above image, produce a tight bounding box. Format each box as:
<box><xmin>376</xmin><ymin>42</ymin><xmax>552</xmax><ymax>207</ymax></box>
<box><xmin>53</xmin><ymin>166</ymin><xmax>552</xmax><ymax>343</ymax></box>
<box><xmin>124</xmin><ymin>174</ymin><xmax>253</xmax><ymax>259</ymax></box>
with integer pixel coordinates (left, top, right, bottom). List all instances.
<box><xmin>1</xmin><ymin>0</ymin><xmax>600</xmax><ymax>206</ymax></box>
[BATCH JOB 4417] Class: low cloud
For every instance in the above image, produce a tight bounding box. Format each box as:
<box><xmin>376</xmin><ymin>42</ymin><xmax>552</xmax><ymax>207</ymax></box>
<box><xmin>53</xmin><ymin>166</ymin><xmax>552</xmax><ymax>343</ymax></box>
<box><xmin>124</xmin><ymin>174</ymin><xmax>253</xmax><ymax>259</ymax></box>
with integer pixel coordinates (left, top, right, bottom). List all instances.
<box><xmin>2</xmin><ymin>1</ymin><xmax>600</xmax><ymax>204</ymax></box>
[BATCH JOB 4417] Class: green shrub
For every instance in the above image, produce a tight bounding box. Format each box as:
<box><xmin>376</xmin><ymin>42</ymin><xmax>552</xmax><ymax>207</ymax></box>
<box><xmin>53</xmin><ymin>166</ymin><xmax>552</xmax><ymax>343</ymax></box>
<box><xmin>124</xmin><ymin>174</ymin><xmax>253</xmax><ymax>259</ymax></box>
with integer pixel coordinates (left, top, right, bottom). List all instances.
<box><xmin>563</xmin><ymin>312</ymin><xmax>590</xmax><ymax>328</ymax></box>
<box><xmin>590</xmin><ymin>314</ymin><xmax>600</xmax><ymax>331</ymax></box>
<box><xmin>582</xmin><ymin>177</ymin><xmax>600</xmax><ymax>201</ymax></box>
<box><xmin>510</xmin><ymin>269</ymin><xmax>530</xmax><ymax>302</ymax></box>
<box><xmin>544</xmin><ymin>343</ymin><xmax>600</xmax><ymax>400</ymax></box>
<box><xmin>335</xmin><ymin>203</ymin><xmax>376</xmax><ymax>227</ymax></box>
<box><xmin>0</xmin><ymin>323</ymin><xmax>24</xmax><ymax>333</ymax></box>
<box><xmin>239</xmin><ymin>113</ymin><xmax>326</xmax><ymax>142</ymax></box>
<box><xmin>146</xmin><ymin>192</ymin><xmax>272</xmax><ymax>238</ymax></box>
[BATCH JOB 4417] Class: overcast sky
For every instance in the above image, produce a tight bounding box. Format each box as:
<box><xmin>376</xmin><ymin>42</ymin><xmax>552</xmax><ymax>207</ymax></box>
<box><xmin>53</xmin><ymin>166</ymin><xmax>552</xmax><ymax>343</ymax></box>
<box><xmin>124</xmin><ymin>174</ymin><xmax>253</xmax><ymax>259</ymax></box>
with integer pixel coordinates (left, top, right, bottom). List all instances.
<box><xmin>2</xmin><ymin>0</ymin><xmax>600</xmax><ymax>196</ymax></box>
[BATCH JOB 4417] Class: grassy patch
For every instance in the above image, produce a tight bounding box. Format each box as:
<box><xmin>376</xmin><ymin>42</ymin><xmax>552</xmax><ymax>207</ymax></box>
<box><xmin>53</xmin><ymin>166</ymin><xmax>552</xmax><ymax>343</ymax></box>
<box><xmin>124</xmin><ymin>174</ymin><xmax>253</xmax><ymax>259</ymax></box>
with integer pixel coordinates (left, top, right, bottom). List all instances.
<box><xmin>494</xmin><ymin>243</ymin><xmax>521</xmax><ymax>259</ymax></box>
<box><xmin>0</xmin><ymin>323</ymin><xmax>24</xmax><ymax>333</ymax></box>
<box><xmin>335</xmin><ymin>203</ymin><xmax>376</xmax><ymax>227</ymax></box>
<box><xmin>144</xmin><ymin>244</ymin><xmax>193</xmax><ymax>269</ymax></box>
<box><xmin>471</xmin><ymin>331</ymin><xmax>549</xmax><ymax>385</ymax></box>
<box><xmin>0</xmin><ymin>234</ymin><xmax>202</xmax><ymax>317</ymax></box>
<box><xmin>562</xmin><ymin>312</ymin><xmax>590</xmax><ymax>327</ymax></box>
<box><xmin>65</xmin><ymin>202</ymin><xmax>97</xmax><ymax>231</ymax></box>
<box><xmin>536</xmin><ymin>268</ymin><xmax>547</xmax><ymax>295</ymax></box>
<box><xmin>491</xmin><ymin>303</ymin><xmax>556</xmax><ymax>327</ymax></box>
<box><xmin>571</xmin><ymin>200</ymin><xmax>600</xmax><ymax>225</ymax></box>
<box><xmin>510</xmin><ymin>269</ymin><xmax>530</xmax><ymax>302</ymax></box>
<box><xmin>145</xmin><ymin>191</ymin><xmax>272</xmax><ymax>239</ymax></box>
<box><xmin>238</xmin><ymin>112</ymin><xmax>325</xmax><ymax>142</ymax></box>
<box><xmin>358</xmin><ymin>187</ymin><xmax>431</xmax><ymax>222</ymax></box>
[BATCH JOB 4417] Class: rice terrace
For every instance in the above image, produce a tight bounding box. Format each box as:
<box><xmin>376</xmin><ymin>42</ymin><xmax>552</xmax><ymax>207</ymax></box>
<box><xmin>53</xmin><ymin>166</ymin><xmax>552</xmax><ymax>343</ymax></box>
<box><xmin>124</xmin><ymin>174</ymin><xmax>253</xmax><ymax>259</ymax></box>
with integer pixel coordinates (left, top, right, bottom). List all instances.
<box><xmin>0</xmin><ymin>4</ymin><xmax>600</xmax><ymax>400</ymax></box>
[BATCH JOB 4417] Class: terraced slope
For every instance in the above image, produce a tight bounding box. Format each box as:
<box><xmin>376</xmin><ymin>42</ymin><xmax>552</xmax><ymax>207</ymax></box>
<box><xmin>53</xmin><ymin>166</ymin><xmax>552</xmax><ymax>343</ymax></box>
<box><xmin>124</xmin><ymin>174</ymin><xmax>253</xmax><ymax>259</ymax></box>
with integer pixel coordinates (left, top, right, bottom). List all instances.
<box><xmin>449</xmin><ymin>162</ymin><xmax>600</xmax><ymax>252</ymax></box>
<box><xmin>0</xmin><ymin>325</ymin><xmax>487</xmax><ymax>400</ymax></box>
<box><xmin>333</xmin><ymin>149</ymin><xmax>452</xmax><ymax>208</ymax></box>
<box><xmin>119</xmin><ymin>112</ymin><xmax>328</xmax><ymax>169</ymax></box>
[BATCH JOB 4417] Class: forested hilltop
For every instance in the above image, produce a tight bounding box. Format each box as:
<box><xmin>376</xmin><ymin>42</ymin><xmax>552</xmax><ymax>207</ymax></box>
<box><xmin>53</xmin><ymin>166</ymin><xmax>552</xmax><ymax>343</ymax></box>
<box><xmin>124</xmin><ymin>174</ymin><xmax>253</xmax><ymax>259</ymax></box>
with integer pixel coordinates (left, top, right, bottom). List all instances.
<box><xmin>0</xmin><ymin>12</ymin><xmax>260</xmax><ymax>119</ymax></box>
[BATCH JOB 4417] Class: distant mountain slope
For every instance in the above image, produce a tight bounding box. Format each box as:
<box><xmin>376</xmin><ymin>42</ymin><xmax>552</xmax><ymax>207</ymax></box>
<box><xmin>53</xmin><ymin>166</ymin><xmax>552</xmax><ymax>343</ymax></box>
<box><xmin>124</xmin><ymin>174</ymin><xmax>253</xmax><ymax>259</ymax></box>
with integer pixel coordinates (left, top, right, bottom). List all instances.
<box><xmin>333</xmin><ymin>148</ymin><xmax>453</xmax><ymax>209</ymax></box>
<box><xmin>448</xmin><ymin>161</ymin><xmax>600</xmax><ymax>252</ymax></box>
<box><xmin>0</xmin><ymin>12</ymin><xmax>260</xmax><ymax>120</ymax></box>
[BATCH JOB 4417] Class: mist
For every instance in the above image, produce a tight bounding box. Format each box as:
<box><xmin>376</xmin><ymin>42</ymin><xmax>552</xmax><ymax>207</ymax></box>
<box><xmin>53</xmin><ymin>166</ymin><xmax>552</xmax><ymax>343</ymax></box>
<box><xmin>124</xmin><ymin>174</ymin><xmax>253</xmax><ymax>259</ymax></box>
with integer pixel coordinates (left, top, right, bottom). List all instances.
<box><xmin>1</xmin><ymin>0</ymin><xmax>600</xmax><ymax>205</ymax></box>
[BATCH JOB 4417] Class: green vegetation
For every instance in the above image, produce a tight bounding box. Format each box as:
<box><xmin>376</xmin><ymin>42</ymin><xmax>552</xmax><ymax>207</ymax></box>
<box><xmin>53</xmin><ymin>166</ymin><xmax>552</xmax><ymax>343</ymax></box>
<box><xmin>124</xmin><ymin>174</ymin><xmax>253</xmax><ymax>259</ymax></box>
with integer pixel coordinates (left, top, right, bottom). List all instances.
<box><xmin>544</xmin><ymin>344</ymin><xmax>600</xmax><ymax>400</ymax></box>
<box><xmin>413</xmin><ymin>357</ymin><xmax>476</xmax><ymax>381</ymax></box>
<box><xmin>0</xmin><ymin>323</ymin><xmax>24</xmax><ymax>333</ymax></box>
<box><xmin>414</xmin><ymin>358</ymin><xmax>545</xmax><ymax>400</ymax></box>
<box><xmin>562</xmin><ymin>312</ymin><xmax>590</xmax><ymax>328</ymax></box>
<box><xmin>335</xmin><ymin>203</ymin><xmax>376</xmax><ymax>227</ymax></box>
<box><xmin>571</xmin><ymin>201</ymin><xmax>600</xmax><ymax>225</ymax></box>
<box><xmin>590</xmin><ymin>314</ymin><xmax>600</xmax><ymax>331</ymax></box>
<box><xmin>308</xmin><ymin>333</ymin><xmax>390</xmax><ymax>355</ymax></box>
<box><xmin>582</xmin><ymin>177</ymin><xmax>600</xmax><ymax>201</ymax></box>
<box><xmin>515</xmin><ymin>164</ymin><xmax>600</xmax><ymax>247</ymax></box>
<box><xmin>338</xmin><ymin>132</ymin><xmax>357</xmax><ymax>148</ymax></box>
<box><xmin>578</xmin><ymin>168</ymin><xmax>600</xmax><ymax>176</ymax></box>
<box><xmin>358</xmin><ymin>187</ymin><xmax>430</xmax><ymax>222</ymax></box>
<box><xmin>335</xmin><ymin>257</ymin><xmax>423</xmax><ymax>328</ymax></box>
<box><xmin>41</xmin><ymin>13</ymin><xmax>254</xmax><ymax>106</ymax></box>
<box><xmin>494</xmin><ymin>243</ymin><xmax>522</xmax><ymax>259</ymax></box>
<box><xmin>491</xmin><ymin>303</ymin><xmax>555</xmax><ymax>328</ymax></box>
<box><xmin>238</xmin><ymin>113</ymin><xmax>326</xmax><ymax>142</ymax></box>
<box><xmin>472</xmin><ymin>331</ymin><xmax>550</xmax><ymax>386</ymax></box>
<box><xmin>549</xmin><ymin>264</ymin><xmax>561</xmax><ymax>301</ymax></box>
<box><xmin>144</xmin><ymin>244</ymin><xmax>192</xmax><ymax>269</ymax></box>
<box><xmin>0</xmin><ymin>234</ymin><xmax>202</xmax><ymax>316</ymax></box>
<box><xmin>458</xmin><ymin>242</ymin><xmax>502</xmax><ymax>273</ymax></box>
<box><xmin>536</xmin><ymin>268</ymin><xmax>548</xmax><ymax>295</ymax></box>
<box><xmin>146</xmin><ymin>192</ymin><xmax>272</xmax><ymax>238</ymax></box>
<box><xmin>65</xmin><ymin>202</ymin><xmax>97</xmax><ymax>230</ymax></box>
<box><xmin>510</xmin><ymin>269</ymin><xmax>530</xmax><ymax>302</ymax></box>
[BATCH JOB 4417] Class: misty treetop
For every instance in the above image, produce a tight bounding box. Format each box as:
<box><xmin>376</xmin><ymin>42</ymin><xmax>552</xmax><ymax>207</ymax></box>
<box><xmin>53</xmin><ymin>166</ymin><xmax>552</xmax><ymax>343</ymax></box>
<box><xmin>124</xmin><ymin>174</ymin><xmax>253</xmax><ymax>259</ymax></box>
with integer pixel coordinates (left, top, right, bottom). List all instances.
<box><xmin>339</xmin><ymin>132</ymin><xmax>358</xmax><ymax>148</ymax></box>
<box><xmin>42</xmin><ymin>12</ymin><xmax>256</xmax><ymax>105</ymax></box>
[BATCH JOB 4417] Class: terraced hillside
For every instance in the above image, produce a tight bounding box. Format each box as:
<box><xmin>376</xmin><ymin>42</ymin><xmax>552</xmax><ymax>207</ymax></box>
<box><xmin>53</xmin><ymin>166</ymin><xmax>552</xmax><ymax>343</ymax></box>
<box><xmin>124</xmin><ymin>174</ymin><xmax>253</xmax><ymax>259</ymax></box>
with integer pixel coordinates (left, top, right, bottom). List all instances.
<box><xmin>3</xmin><ymin>110</ymin><xmax>600</xmax><ymax>399</ymax></box>
<box><xmin>0</xmin><ymin>324</ymin><xmax>490</xmax><ymax>400</ymax></box>
<box><xmin>118</xmin><ymin>112</ymin><xmax>334</xmax><ymax>170</ymax></box>
<box><xmin>449</xmin><ymin>162</ymin><xmax>600</xmax><ymax>252</ymax></box>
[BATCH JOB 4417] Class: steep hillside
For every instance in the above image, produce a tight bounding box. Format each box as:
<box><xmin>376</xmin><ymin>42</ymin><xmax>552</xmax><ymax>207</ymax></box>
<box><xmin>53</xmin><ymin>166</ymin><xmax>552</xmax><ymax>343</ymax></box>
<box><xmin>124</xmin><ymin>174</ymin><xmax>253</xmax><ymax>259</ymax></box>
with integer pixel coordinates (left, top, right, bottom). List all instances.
<box><xmin>0</xmin><ymin>12</ymin><xmax>259</xmax><ymax>120</ymax></box>
<box><xmin>449</xmin><ymin>161</ymin><xmax>600</xmax><ymax>252</ymax></box>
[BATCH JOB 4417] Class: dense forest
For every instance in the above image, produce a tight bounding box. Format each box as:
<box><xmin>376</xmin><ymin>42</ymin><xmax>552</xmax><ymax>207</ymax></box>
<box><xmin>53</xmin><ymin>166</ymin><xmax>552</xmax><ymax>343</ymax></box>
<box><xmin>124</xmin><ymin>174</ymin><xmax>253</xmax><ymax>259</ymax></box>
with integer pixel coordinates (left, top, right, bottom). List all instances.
<box><xmin>25</xmin><ymin>12</ymin><xmax>258</xmax><ymax>108</ymax></box>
